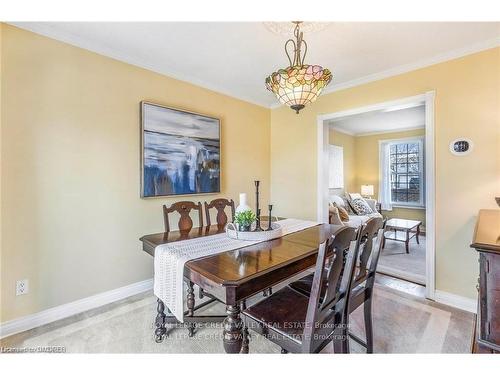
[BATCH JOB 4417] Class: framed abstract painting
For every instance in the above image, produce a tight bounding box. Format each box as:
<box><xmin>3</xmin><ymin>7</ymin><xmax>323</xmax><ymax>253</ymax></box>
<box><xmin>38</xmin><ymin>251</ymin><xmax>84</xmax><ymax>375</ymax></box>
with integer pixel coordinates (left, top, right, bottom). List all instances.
<box><xmin>140</xmin><ymin>101</ymin><xmax>221</xmax><ymax>198</ymax></box>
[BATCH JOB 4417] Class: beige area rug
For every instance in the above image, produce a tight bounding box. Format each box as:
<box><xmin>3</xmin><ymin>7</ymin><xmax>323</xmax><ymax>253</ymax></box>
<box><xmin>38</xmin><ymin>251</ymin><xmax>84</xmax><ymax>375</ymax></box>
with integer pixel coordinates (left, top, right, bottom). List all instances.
<box><xmin>2</xmin><ymin>281</ymin><xmax>473</xmax><ymax>354</ymax></box>
<box><xmin>378</xmin><ymin>235</ymin><xmax>426</xmax><ymax>284</ymax></box>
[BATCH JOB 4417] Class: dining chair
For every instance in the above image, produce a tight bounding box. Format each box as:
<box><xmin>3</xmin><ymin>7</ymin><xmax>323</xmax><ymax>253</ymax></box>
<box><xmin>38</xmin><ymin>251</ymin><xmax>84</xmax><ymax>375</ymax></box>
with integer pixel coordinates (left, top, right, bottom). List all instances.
<box><xmin>163</xmin><ymin>200</ymin><xmax>203</xmax><ymax>233</ymax></box>
<box><xmin>162</xmin><ymin>200</ymin><xmax>209</xmax><ymax>337</ymax></box>
<box><xmin>344</xmin><ymin>217</ymin><xmax>385</xmax><ymax>353</ymax></box>
<box><xmin>241</xmin><ymin>225</ymin><xmax>359</xmax><ymax>353</ymax></box>
<box><xmin>204</xmin><ymin>198</ymin><xmax>235</xmax><ymax>227</ymax></box>
<box><xmin>289</xmin><ymin>217</ymin><xmax>385</xmax><ymax>353</ymax></box>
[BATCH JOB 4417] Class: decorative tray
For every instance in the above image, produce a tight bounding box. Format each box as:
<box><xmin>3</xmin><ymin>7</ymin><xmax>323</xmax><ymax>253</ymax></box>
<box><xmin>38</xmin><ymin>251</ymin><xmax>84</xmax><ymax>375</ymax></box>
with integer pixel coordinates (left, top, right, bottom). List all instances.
<box><xmin>226</xmin><ymin>222</ymin><xmax>283</xmax><ymax>241</ymax></box>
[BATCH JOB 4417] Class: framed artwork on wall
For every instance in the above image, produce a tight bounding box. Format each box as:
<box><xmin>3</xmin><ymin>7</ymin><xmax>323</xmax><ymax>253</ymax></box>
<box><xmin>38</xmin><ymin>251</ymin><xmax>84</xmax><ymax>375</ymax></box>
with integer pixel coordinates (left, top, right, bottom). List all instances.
<box><xmin>140</xmin><ymin>101</ymin><xmax>221</xmax><ymax>198</ymax></box>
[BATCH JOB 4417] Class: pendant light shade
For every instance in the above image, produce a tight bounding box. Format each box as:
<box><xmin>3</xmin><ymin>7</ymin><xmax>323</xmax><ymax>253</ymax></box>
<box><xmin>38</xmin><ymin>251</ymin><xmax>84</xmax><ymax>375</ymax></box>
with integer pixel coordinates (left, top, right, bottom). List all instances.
<box><xmin>265</xmin><ymin>22</ymin><xmax>332</xmax><ymax>114</ymax></box>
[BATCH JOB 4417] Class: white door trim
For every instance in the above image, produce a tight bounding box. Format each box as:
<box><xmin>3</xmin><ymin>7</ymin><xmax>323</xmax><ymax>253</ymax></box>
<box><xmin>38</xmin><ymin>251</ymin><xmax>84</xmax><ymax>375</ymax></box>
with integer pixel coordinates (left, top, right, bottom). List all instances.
<box><xmin>424</xmin><ymin>91</ymin><xmax>436</xmax><ymax>300</ymax></box>
<box><xmin>316</xmin><ymin>91</ymin><xmax>436</xmax><ymax>300</ymax></box>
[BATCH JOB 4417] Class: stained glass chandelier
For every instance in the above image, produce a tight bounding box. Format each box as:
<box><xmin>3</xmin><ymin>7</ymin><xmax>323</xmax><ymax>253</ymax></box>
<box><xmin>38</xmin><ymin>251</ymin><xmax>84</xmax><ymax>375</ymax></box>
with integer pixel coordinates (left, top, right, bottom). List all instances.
<box><xmin>265</xmin><ymin>21</ymin><xmax>332</xmax><ymax>114</ymax></box>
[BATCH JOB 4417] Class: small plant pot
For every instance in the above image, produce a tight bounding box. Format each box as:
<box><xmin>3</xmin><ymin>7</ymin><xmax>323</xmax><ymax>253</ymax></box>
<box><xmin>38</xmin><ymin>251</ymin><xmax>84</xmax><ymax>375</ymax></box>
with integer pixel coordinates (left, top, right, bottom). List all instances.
<box><xmin>239</xmin><ymin>224</ymin><xmax>251</xmax><ymax>232</ymax></box>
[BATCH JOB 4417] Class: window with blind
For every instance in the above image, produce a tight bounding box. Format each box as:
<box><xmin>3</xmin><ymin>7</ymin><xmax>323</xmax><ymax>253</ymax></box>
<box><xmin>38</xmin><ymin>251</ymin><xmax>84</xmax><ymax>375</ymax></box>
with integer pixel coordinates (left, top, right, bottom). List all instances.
<box><xmin>388</xmin><ymin>138</ymin><xmax>424</xmax><ymax>207</ymax></box>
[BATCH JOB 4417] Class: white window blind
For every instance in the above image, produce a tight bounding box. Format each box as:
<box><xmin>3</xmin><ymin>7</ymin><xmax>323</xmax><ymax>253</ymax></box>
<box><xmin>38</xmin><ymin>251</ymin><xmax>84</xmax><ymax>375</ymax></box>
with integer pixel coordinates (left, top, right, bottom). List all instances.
<box><xmin>329</xmin><ymin>145</ymin><xmax>344</xmax><ymax>189</ymax></box>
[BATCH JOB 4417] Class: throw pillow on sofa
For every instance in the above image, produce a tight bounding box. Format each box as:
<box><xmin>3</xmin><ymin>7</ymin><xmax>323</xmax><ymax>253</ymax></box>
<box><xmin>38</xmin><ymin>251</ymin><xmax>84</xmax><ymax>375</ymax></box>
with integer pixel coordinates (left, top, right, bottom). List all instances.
<box><xmin>342</xmin><ymin>197</ymin><xmax>355</xmax><ymax>214</ymax></box>
<box><xmin>333</xmin><ymin>202</ymin><xmax>350</xmax><ymax>222</ymax></box>
<box><xmin>350</xmin><ymin>198</ymin><xmax>373</xmax><ymax>215</ymax></box>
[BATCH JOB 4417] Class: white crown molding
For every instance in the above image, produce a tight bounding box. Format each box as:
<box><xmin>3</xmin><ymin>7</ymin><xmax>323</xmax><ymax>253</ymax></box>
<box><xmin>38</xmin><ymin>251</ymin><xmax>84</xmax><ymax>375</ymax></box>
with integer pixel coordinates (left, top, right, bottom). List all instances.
<box><xmin>330</xmin><ymin>124</ymin><xmax>424</xmax><ymax>137</ymax></box>
<box><xmin>0</xmin><ymin>278</ymin><xmax>153</xmax><ymax>339</ymax></box>
<box><xmin>8</xmin><ymin>22</ymin><xmax>271</xmax><ymax>109</ymax></box>
<box><xmin>272</xmin><ymin>36</ymin><xmax>500</xmax><ymax>109</ymax></box>
<box><xmin>322</xmin><ymin>36</ymin><xmax>500</xmax><ymax>96</ymax></box>
<box><xmin>354</xmin><ymin>125</ymin><xmax>425</xmax><ymax>137</ymax></box>
<box><xmin>434</xmin><ymin>290</ymin><xmax>477</xmax><ymax>313</ymax></box>
<box><xmin>328</xmin><ymin>126</ymin><xmax>355</xmax><ymax>136</ymax></box>
<box><xmin>9</xmin><ymin>23</ymin><xmax>500</xmax><ymax>111</ymax></box>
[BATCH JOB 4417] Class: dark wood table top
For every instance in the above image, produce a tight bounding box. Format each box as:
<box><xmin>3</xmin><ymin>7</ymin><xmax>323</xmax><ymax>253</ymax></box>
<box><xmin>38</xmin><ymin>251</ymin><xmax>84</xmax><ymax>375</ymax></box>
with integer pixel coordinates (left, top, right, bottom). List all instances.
<box><xmin>471</xmin><ymin>209</ymin><xmax>500</xmax><ymax>254</ymax></box>
<box><xmin>140</xmin><ymin>223</ymin><xmax>343</xmax><ymax>287</ymax></box>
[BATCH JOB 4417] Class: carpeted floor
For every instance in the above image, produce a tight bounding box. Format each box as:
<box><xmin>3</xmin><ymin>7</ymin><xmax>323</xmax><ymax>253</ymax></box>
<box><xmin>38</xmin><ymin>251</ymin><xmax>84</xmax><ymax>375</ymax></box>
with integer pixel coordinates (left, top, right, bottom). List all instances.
<box><xmin>378</xmin><ymin>235</ymin><xmax>426</xmax><ymax>284</ymax></box>
<box><xmin>1</xmin><ymin>276</ymin><xmax>474</xmax><ymax>354</ymax></box>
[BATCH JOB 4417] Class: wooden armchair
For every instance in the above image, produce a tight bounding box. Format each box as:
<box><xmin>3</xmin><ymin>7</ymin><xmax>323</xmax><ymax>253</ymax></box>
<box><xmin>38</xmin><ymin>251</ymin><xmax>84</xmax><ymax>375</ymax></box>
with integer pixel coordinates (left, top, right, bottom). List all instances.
<box><xmin>241</xmin><ymin>225</ymin><xmax>359</xmax><ymax>353</ymax></box>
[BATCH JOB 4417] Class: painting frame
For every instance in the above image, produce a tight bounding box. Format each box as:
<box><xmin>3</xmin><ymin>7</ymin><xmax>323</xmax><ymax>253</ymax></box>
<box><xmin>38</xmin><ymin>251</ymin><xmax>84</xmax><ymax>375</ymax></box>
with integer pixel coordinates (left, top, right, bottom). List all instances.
<box><xmin>140</xmin><ymin>101</ymin><xmax>221</xmax><ymax>198</ymax></box>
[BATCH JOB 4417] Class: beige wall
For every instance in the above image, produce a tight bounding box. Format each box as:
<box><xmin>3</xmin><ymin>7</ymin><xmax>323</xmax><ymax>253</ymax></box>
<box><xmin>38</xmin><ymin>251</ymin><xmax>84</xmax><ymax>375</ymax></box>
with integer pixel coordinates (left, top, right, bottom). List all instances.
<box><xmin>0</xmin><ymin>25</ymin><xmax>3</xmax><ymax>311</ymax></box>
<box><xmin>328</xmin><ymin>129</ymin><xmax>356</xmax><ymax>194</ymax></box>
<box><xmin>0</xmin><ymin>24</ymin><xmax>270</xmax><ymax>322</ymax></box>
<box><xmin>271</xmin><ymin>47</ymin><xmax>500</xmax><ymax>299</ymax></box>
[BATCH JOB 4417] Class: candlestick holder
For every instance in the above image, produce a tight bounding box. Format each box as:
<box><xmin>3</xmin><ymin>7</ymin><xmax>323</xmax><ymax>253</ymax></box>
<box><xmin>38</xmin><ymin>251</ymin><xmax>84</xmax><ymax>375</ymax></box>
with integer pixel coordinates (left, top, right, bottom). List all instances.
<box><xmin>254</xmin><ymin>180</ymin><xmax>263</xmax><ymax>231</ymax></box>
<box><xmin>255</xmin><ymin>209</ymin><xmax>262</xmax><ymax>231</ymax></box>
<box><xmin>267</xmin><ymin>205</ymin><xmax>273</xmax><ymax>231</ymax></box>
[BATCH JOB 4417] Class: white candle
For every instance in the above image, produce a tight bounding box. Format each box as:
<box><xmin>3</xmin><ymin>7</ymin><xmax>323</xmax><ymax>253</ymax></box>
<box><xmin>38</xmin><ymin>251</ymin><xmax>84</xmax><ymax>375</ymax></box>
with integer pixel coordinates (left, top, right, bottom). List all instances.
<box><xmin>236</xmin><ymin>193</ymin><xmax>251</xmax><ymax>213</ymax></box>
<box><xmin>239</xmin><ymin>193</ymin><xmax>247</xmax><ymax>206</ymax></box>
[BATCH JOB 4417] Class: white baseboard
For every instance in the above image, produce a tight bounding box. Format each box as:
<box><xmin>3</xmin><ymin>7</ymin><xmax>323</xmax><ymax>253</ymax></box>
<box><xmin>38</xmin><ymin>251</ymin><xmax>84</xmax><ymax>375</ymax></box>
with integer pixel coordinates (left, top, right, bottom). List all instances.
<box><xmin>0</xmin><ymin>279</ymin><xmax>476</xmax><ymax>339</ymax></box>
<box><xmin>0</xmin><ymin>278</ymin><xmax>153</xmax><ymax>339</ymax></box>
<box><xmin>434</xmin><ymin>290</ymin><xmax>477</xmax><ymax>313</ymax></box>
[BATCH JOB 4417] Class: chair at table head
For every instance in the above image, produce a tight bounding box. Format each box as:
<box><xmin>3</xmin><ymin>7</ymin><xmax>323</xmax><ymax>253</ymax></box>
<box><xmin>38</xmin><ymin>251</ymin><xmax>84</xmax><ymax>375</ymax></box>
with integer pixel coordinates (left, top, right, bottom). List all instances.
<box><xmin>301</xmin><ymin>225</ymin><xmax>358</xmax><ymax>353</ymax></box>
<box><xmin>204</xmin><ymin>198</ymin><xmax>235</xmax><ymax>228</ymax></box>
<box><xmin>163</xmin><ymin>201</ymin><xmax>203</xmax><ymax>233</ymax></box>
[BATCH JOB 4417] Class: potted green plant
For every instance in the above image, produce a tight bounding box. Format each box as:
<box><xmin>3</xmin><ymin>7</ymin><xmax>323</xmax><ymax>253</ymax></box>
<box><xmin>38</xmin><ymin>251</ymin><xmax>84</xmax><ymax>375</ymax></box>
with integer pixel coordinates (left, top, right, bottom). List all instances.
<box><xmin>234</xmin><ymin>210</ymin><xmax>256</xmax><ymax>232</ymax></box>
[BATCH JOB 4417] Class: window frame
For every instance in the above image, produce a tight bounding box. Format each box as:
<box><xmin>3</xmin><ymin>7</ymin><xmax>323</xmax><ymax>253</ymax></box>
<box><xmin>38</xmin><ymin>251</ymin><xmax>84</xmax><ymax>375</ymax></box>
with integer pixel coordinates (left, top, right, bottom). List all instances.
<box><xmin>381</xmin><ymin>136</ymin><xmax>425</xmax><ymax>208</ymax></box>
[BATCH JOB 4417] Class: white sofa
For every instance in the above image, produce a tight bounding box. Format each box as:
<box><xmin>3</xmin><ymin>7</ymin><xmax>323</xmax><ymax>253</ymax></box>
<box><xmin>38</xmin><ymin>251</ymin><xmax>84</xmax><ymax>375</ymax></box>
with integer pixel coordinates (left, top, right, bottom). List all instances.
<box><xmin>329</xmin><ymin>194</ymin><xmax>382</xmax><ymax>228</ymax></box>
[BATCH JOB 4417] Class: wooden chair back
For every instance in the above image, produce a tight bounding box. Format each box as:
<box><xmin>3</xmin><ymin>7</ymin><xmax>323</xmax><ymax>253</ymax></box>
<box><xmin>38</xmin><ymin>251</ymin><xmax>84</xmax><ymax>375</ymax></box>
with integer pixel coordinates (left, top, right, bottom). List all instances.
<box><xmin>204</xmin><ymin>198</ymin><xmax>235</xmax><ymax>227</ymax></box>
<box><xmin>301</xmin><ymin>225</ymin><xmax>358</xmax><ymax>352</ymax></box>
<box><xmin>163</xmin><ymin>201</ymin><xmax>203</xmax><ymax>233</ymax></box>
<box><xmin>352</xmin><ymin>217</ymin><xmax>385</xmax><ymax>287</ymax></box>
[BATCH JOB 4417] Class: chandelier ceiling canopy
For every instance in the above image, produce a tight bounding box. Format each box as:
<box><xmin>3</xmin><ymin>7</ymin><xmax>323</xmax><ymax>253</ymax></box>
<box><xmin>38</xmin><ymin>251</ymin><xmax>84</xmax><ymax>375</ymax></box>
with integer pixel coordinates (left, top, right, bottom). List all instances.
<box><xmin>265</xmin><ymin>21</ymin><xmax>332</xmax><ymax>114</ymax></box>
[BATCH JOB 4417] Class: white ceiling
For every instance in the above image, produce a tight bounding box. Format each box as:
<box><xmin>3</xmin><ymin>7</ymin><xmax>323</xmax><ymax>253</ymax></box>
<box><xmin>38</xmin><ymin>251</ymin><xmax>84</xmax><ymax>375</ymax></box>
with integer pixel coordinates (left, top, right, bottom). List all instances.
<box><xmin>11</xmin><ymin>22</ymin><xmax>500</xmax><ymax>108</ymax></box>
<box><xmin>329</xmin><ymin>104</ymin><xmax>425</xmax><ymax>136</ymax></box>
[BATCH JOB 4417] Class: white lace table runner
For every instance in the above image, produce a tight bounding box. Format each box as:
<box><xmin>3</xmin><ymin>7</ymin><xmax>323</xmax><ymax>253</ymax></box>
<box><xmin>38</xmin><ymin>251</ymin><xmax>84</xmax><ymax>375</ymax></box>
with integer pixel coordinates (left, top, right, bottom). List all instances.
<box><xmin>153</xmin><ymin>218</ymin><xmax>318</xmax><ymax>322</ymax></box>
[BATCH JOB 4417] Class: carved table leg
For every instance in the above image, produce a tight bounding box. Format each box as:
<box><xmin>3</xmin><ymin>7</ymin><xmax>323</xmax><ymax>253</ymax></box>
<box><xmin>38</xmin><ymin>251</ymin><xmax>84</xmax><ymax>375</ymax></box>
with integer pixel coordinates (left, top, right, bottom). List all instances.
<box><xmin>155</xmin><ymin>298</ymin><xmax>167</xmax><ymax>343</ymax></box>
<box><xmin>416</xmin><ymin>224</ymin><xmax>420</xmax><ymax>244</ymax></box>
<box><xmin>241</xmin><ymin>325</ymin><xmax>249</xmax><ymax>354</ymax></box>
<box><xmin>240</xmin><ymin>301</ymin><xmax>249</xmax><ymax>354</ymax></box>
<box><xmin>187</xmin><ymin>281</ymin><xmax>195</xmax><ymax>337</ymax></box>
<box><xmin>223</xmin><ymin>304</ymin><xmax>243</xmax><ymax>353</ymax></box>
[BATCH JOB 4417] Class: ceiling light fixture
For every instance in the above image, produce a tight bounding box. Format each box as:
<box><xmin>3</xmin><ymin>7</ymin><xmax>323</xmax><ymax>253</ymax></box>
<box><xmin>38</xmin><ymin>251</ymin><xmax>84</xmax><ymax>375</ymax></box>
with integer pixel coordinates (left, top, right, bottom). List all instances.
<box><xmin>265</xmin><ymin>21</ymin><xmax>332</xmax><ymax>114</ymax></box>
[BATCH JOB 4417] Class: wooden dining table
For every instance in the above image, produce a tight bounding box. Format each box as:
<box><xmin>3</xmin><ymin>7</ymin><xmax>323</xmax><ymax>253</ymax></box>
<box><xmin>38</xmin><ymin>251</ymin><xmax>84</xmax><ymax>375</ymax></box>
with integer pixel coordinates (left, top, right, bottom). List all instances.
<box><xmin>140</xmin><ymin>222</ymin><xmax>341</xmax><ymax>353</ymax></box>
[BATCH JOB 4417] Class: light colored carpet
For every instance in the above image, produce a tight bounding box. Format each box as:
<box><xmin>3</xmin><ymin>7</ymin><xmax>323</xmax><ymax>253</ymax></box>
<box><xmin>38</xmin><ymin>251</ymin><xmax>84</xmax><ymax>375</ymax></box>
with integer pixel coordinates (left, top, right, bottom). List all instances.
<box><xmin>1</xmin><ymin>279</ymin><xmax>473</xmax><ymax>354</ymax></box>
<box><xmin>378</xmin><ymin>235</ymin><xmax>426</xmax><ymax>284</ymax></box>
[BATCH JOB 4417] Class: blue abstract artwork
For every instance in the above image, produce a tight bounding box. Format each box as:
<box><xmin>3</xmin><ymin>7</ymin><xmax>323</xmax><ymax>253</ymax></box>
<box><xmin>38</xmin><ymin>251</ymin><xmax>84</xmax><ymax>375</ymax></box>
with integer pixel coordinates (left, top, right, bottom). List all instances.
<box><xmin>141</xmin><ymin>102</ymin><xmax>220</xmax><ymax>197</ymax></box>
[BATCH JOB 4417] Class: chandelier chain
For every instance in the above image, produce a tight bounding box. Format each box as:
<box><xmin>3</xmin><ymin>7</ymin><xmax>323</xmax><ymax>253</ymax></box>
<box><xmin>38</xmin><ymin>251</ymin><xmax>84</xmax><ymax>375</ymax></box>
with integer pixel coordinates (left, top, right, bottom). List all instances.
<box><xmin>284</xmin><ymin>22</ymin><xmax>308</xmax><ymax>67</ymax></box>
